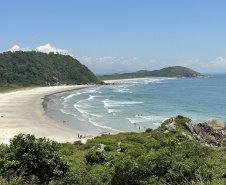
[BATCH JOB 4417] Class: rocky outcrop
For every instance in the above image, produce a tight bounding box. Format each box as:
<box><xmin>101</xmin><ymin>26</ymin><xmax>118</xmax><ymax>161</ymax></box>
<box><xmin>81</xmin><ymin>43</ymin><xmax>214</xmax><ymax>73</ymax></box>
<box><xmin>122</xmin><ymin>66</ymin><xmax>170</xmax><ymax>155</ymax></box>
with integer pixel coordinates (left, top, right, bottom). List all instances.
<box><xmin>99</xmin><ymin>81</ymin><xmax>116</xmax><ymax>85</ymax></box>
<box><xmin>205</xmin><ymin>119</ymin><xmax>225</xmax><ymax>130</ymax></box>
<box><xmin>165</xmin><ymin>122</ymin><xmax>176</xmax><ymax>132</ymax></box>
<box><xmin>187</xmin><ymin>119</ymin><xmax>226</xmax><ymax>147</ymax></box>
<box><xmin>185</xmin><ymin>121</ymin><xmax>200</xmax><ymax>135</ymax></box>
<box><xmin>197</xmin><ymin>120</ymin><xmax>226</xmax><ymax>147</ymax></box>
<box><xmin>164</xmin><ymin>117</ymin><xmax>226</xmax><ymax>148</ymax></box>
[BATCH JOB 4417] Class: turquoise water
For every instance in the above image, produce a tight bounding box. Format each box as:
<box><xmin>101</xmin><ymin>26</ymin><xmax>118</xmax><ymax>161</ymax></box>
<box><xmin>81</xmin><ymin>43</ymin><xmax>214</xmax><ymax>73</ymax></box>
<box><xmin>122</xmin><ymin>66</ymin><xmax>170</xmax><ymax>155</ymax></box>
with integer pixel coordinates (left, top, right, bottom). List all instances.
<box><xmin>45</xmin><ymin>74</ymin><xmax>226</xmax><ymax>134</ymax></box>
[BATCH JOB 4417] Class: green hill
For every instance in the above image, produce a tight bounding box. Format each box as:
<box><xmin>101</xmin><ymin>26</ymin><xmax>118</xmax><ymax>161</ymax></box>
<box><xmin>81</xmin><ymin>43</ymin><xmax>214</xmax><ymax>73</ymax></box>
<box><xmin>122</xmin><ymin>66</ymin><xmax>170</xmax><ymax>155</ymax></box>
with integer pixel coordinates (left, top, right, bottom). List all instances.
<box><xmin>98</xmin><ymin>66</ymin><xmax>207</xmax><ymax>80</ymax></box>
<box><xmin>145</xmin><ymin>66</ymin><xmax>204</xmax><ymax>77</ymax></box>
<box><xmin>0</xmin><ymin>51</ymin><xmax>100</xmax><ymax>87</ymax></box>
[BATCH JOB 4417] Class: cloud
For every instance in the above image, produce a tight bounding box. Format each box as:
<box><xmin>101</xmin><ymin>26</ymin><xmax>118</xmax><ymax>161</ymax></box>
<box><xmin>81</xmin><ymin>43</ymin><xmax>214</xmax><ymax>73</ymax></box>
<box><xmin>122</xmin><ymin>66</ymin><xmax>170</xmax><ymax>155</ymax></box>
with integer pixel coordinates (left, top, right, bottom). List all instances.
<box><xmin>35</xmin><ymin>44</ymin><xmax>72</xmax><ymax>56</ymax></box>
<box><xmin>175</xmin><ymin>57</ymin><xmax>226</xmax><ymax>73</ymax></box>
<box><xmin>78</xmin><ymin>56</ymin><xmax>139</xmax><ymax>66</ymax></box>
<box><xmin>7</xmin><ymin>44</ymin><xmax>72</xmax><ymax>56</ymax></box>
<box><xmin>8</xmin><ymin>45</ymin><xmax>30</xmax><ymax>52</ymax></box>
<box><xmin>79</xmin><ymin>55</ymin><xmax>226</xmax><ymax>74</ymax></box>
<box><xmin>211</xmin><ymin>57</ymin><xmax>226</xmax><ymax>68</ymax></box>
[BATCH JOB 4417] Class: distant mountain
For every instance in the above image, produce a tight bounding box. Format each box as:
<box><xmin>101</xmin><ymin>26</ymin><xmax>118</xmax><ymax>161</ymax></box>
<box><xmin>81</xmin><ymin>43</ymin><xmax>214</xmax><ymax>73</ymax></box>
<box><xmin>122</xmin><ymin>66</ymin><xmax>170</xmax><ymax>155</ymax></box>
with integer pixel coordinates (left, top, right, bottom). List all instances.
<box><xmin>98</xmin><ymin>66</ymin><xmax>208</xmax><ymax>80</ymax></box>
<box><xmin>0</xmin><ymin>51</ymin><xmax>100</xmax><ymax>87</ymax></box>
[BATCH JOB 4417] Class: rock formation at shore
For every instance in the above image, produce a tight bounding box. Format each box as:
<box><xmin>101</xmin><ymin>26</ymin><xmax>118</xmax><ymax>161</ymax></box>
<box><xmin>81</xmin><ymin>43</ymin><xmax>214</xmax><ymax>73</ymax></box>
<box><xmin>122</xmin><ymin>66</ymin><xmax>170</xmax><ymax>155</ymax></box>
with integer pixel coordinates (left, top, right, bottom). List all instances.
<box><xmin>165</xmin><ymin>118</ymin><xmax>226</xmax><ymax>147</ymax></box>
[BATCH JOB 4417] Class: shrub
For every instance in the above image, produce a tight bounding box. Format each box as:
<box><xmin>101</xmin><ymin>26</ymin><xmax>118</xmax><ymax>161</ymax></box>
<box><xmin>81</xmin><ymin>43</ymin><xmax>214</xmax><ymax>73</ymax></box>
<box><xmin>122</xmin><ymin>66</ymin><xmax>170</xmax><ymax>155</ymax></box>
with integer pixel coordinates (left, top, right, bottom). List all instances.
<box><xmin>74</xmin><ymin>140</ymin><xmax>83</xmax><ymax>146</ymax></box>
<box><xmin>85</xmin><ymin>151</ymin><xmax>106</xmax><ymax>165</ymax></box>
<box><xmin>145</xmin><ymin>128</ymin><xmax>153</xmax><ymax>133</ymax></box>
<box><xmin>0</xmin><ymin>133</ymin><xmax>70</xmax><ymax>183</ymax></box>
<box><xmin>104</xmin><ymin>145</ymin><xmax>117</xmax><ymax>151</ymax></box>
<box><xmin>120</xmin><ymin>143</ymin><xmax>135</xmax><ymax>152</ymax></box>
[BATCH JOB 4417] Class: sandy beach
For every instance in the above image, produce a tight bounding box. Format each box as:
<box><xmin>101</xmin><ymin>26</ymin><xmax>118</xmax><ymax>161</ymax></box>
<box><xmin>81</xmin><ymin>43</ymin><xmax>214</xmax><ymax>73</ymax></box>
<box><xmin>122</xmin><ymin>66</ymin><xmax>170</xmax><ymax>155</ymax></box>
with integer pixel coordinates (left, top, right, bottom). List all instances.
<box><xmin>0</xmin><ymin>85</ymin><xmax>96</xmax><ymax>145</ymax></box>
<box><xmin>0</xmin><ymin>78</ymin><xmax>153</xmax><ymax>145</ymax></box>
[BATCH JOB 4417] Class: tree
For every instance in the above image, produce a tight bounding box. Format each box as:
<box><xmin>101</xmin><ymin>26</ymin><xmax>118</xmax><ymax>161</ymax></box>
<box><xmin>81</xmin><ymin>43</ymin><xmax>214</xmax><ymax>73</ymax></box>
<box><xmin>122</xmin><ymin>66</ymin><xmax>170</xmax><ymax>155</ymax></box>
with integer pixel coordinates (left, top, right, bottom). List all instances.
<box><xmin>0</xmin><ymin>134</ymin><xmax>70</xmax><ymax>183</ymax></box>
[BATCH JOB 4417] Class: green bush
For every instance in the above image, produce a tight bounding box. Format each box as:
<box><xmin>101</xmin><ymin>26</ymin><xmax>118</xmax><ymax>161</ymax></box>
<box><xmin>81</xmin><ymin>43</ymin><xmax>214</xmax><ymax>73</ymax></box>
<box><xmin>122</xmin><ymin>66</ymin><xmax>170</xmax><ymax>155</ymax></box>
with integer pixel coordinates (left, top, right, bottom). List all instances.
<box><xmin>85</xmin><ymin>151</ymin><xmax>106</xmax><ymax>165</ymax></box>
<box><xmin>104</xmin><ymin>145</ymin><xmax>117</xmax><ymax>151</ymax></box>
<box><xmin>126</xmin><ymin>135</ymin><xmax>147</xmax><ymax>144</ymax></box>
<box><xmin>0</xmin><ymin>133</ymin><xmax>70</xmax><ymax>183</ymax></box>
<box><xmin>120</xmin><ymin>143</ymin><xmax>135</xmax><ymax>152</ymax></box>
<box><xmin>145</xmin><ymin>128</ymin><xmax>153</xmax><ymax>133</ymax></box>
<box><xmin>74</xmin><ymin>140</ymin><xmax>83</xmax><ymax>146</ymax></box>
<box><xmin>127</xmin><ymin>147</ymin><xmax>147</xmax><ymax>157</ymax></box>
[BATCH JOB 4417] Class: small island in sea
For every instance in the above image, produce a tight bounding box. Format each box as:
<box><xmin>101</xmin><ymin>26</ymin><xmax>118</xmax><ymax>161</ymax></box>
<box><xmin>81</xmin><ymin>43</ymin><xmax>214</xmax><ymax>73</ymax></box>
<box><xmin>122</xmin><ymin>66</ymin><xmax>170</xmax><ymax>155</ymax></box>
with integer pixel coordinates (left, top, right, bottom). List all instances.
<box><xmin>0</xmin><ymin>51</ymin><xmax>225</xmax><ymax>184</ymax></box>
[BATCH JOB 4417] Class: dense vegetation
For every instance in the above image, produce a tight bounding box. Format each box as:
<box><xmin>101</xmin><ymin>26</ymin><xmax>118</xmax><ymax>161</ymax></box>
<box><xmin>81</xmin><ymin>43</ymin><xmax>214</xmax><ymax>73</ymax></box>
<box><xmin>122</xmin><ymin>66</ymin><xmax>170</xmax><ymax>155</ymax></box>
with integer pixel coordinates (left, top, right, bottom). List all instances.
<box><xmin>98</xmin><ymin>66</ymin><xmax>206</xmax><ymax>81</ymax></box>
<box><xmin>0</xmin><ymin>116</ymin><xmax>225</xmax><ymax>184</ymax></box>
<box><xmin>0</xmin><ymin>51</ymin><xmax>100</xmax><ymax>89</ymax></box>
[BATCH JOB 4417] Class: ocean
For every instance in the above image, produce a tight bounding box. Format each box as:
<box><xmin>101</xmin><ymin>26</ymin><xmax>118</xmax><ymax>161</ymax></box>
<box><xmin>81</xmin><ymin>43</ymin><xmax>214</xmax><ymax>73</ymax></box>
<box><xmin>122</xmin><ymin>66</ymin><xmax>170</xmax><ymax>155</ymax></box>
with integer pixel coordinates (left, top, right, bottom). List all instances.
<box><xmin>44</xmin><ymin>73</ymin><xmax>226</xmax><ymax>135</ymax></box>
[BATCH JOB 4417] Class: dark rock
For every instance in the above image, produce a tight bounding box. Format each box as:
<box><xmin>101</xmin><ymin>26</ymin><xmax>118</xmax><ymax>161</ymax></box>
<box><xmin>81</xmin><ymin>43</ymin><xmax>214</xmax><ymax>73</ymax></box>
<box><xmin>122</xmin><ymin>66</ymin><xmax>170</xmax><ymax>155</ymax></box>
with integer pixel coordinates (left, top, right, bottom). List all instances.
<box><xmin>197</xmin><ymin>120</ymin><xmax>226</xmax><ymax>147</ymax></box>
<box><xmin>185</xmin><ymin>121</ymin><xmax>200</xmax><ymax>134</ymax></box>
<box><xmin>99</xmin><ymin>81</ymin><xmax>106</xmax><ymax>85</ymax></box>
<box><xmin>183</xmin><ymin>119</ymin><xmax>226</xmax><ymax>148</ymax></box>
<box><xmin>99</xmin><ymin>81</ymin><xmax>115</xmax><ymax>85</ymax></box>
<box><xmin>163</xmin><ymin>116</ymin><xmax>225</xmax><ymax>148</ymax></box>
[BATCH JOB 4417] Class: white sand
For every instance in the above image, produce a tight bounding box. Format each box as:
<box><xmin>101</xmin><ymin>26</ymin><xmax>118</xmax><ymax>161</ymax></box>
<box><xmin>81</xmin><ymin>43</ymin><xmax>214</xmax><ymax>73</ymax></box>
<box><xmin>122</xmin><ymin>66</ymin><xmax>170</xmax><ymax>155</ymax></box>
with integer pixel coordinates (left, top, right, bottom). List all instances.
<box><xmin>0</xmin><ymin>85</ymin><xmax>96</xmax><ymax>145</ymax></box>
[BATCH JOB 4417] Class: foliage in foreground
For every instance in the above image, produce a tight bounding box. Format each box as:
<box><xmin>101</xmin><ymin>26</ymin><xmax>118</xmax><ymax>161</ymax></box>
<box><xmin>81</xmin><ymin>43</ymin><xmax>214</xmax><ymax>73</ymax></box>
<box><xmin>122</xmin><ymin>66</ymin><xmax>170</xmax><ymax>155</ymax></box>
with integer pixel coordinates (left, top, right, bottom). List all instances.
<box><xmin>0</xmin><ymin>134</ymin><xmax>70</xmax><ymax>184</ymax></box>
<box><xmin>0</xmin><ymin>116</ymin><xmax>225</xmax><ymax>184</ymax></box>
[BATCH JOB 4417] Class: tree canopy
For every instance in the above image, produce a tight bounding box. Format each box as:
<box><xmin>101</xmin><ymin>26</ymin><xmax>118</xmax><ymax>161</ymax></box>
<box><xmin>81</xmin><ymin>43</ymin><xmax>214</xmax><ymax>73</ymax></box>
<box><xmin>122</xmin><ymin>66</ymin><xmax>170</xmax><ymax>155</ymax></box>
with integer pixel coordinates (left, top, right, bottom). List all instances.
<box><xmin>0</xmin><ymin>134</ymin><xmax>70</xmax><ymax>184</ymax></box>
<box><xmin>0</xmin><ymin>51</ymin><xmax>100</xmax><ymax>87</ymax></box>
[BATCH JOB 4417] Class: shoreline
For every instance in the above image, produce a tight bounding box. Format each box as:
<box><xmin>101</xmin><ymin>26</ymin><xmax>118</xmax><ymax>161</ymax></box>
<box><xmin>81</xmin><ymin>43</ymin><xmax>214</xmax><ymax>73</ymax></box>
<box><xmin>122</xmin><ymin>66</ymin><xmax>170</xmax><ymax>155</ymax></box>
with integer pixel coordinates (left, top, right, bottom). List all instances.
<box><xmin>0</xmin><ymin>85</ymin><xmax>96</xmax><ymax>144</ymax></box>
<box><xmin>103</xmin><ymin>77</ymin><xmax>161</xmax><ymax>84</ymax></box>
<box><xmin>0</xmin><ymin>77</ymin><xmax>171</xmax><ymax>145</ymax></box>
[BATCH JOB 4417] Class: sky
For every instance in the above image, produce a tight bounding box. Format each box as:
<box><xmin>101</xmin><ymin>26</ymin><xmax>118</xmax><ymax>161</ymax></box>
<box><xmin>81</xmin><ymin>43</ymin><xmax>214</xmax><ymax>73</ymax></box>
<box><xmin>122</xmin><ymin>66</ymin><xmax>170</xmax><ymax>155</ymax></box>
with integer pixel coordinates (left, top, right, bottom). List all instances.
<box><xmin>1</xmin><ymin>0</ymin><xmax>226</xmax><ymax>74</ymax></box>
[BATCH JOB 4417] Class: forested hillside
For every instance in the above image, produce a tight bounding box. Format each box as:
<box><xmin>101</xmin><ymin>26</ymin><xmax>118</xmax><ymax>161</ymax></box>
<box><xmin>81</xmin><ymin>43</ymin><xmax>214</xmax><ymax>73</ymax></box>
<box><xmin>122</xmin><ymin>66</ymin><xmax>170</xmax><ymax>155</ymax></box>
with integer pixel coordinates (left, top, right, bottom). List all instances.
<box><xmin>0</xmin><ymin>51</ymin><xmax>100</xmax><ymax>87</ymax></box>
<box><xmin>98</xmin><ymin>66</ymin><xmax>207</xmax><ymax>80</ymax></box>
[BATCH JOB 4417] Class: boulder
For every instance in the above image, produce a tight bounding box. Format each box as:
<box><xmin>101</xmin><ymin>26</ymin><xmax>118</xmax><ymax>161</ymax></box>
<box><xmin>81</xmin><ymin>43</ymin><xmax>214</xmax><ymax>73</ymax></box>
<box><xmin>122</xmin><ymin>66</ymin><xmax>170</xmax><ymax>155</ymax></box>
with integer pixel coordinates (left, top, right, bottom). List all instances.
<box><xmin>185</xmin><ymin>121</ymin><xmax>200</xmax><ymax>134</ymax></box>
<box><xmin>183</xmin><ymin>119</ymin><xmax>226</xmax><ymax>148</ymax></box>
<box><xmin>165</xmin><ymin>122</ymin><xmax>176</xmax><ymax>131</ymax></box>
<box><xmin>197</xmin><ymin>121</ymin><xmax>226</xmax><ymax>147</ymax></box>
<box><xmin>206</xmin><ymin>119</ymin><xmax>225</xmax><ymax>130</ymax></box>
